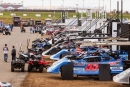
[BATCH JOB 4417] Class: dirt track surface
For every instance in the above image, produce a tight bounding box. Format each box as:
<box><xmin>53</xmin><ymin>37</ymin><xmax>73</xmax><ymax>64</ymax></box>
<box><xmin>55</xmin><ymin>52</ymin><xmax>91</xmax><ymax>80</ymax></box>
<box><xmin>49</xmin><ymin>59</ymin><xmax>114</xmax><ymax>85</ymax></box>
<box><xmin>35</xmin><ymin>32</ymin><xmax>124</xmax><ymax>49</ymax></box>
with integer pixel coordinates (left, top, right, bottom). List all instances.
<box><xmin>0</xmin><ymin>27</ymin><xmax>41</xmax><ymax>87</ymax></box>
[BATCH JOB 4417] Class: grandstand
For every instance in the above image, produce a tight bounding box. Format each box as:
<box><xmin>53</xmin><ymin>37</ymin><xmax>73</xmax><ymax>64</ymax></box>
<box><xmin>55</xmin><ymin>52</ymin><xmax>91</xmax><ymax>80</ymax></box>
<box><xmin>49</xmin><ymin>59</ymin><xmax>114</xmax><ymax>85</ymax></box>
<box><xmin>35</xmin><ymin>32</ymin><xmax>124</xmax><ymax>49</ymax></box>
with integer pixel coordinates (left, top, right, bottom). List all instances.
<box><xmin>0</xmin><ymin>2</ymin><xmax>24</xmax><ymax>10</ymax></box>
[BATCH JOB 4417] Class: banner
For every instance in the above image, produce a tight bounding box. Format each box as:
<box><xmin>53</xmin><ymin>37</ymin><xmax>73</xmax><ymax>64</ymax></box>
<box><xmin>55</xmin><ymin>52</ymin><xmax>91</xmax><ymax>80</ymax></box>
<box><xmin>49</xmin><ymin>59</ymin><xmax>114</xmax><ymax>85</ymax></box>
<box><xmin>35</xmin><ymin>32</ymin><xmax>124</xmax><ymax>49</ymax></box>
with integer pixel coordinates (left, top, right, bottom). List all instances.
<box><xmin>48</xmin><ymin>14</ymin><xmax>51</xmax><ymax>17</ymax></box>
<box><xmin>0</xmin><ymin>13</ymin><xmax>3</xmax><ymax>16</ymax></box>
<box><xmin>35</xmin><ymin>14</ymin><xmax>41</xmax><ymax>17</ymax></box>
<box><xmin>23</xmin><ymin>14</ymin><xmax>27</xmax><ymax>16</ymax></box>
<box><xmin>10</xmin><ymin>13</ymin><xmax>16</xmax><ymax>16</ymax></box>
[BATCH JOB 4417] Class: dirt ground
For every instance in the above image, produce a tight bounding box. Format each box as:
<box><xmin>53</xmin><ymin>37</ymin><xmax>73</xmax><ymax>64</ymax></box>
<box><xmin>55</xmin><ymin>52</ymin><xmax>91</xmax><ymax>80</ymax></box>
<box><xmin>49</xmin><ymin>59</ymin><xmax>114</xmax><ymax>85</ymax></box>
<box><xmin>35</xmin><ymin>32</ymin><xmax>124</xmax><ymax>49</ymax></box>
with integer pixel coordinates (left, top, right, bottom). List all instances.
<box><xmin>21</xmin><ymin>72</ymin><xmax>129</xmax><ymax>87</ymax></box>
<box><xmin>20</xmin><ymin>34</ymin><xmax>130</xmax><ymax>87</ymax></box>
<box><xmin>0</xmin><ymin>27</ymin><xmax>41</xmax><ymax>87</ymax></box>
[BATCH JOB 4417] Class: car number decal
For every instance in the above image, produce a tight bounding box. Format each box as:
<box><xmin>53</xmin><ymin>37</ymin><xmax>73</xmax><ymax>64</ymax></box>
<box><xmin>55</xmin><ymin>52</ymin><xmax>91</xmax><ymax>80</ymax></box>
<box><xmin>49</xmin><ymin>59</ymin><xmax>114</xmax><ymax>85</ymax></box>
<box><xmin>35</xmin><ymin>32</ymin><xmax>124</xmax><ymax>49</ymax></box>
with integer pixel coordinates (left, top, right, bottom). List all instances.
<box><xmin>85</xmin><ymin>64</ymin><xmax>98</xmax><ymax>71</ymax></box>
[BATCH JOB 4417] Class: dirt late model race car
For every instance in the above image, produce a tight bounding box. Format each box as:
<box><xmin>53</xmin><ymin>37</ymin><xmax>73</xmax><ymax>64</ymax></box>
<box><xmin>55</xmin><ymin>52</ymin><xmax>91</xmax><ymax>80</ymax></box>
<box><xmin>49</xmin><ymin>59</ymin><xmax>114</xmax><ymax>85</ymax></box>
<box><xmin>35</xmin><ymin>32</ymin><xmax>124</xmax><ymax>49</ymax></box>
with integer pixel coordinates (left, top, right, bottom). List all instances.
<box><xmin>47</xmin><ymin>55</ymin><xmax>126</xmax><ymax>77</ymax></box>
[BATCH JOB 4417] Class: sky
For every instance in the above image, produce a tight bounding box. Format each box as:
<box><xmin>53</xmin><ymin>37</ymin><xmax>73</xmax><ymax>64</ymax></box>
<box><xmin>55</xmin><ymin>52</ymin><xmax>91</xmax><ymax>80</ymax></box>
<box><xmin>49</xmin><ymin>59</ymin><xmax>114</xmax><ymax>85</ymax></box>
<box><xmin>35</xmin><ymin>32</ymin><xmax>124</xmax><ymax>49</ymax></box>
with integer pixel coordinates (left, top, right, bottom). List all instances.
<box><xmin>2</xmin><ymin>0</ymin><xmax>130</xmax><ymax>11</ymax></box>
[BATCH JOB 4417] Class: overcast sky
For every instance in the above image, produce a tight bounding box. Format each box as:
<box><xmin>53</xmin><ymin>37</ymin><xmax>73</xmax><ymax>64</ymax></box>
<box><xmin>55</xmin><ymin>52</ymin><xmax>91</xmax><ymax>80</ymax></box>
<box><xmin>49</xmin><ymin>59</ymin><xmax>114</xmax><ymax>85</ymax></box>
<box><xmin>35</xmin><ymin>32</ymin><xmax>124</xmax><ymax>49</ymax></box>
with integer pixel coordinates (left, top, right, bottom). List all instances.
<box><xmin>2</xmin><ymin>0</ymin><xmax>130</xmax><ymax>11</ymax></box>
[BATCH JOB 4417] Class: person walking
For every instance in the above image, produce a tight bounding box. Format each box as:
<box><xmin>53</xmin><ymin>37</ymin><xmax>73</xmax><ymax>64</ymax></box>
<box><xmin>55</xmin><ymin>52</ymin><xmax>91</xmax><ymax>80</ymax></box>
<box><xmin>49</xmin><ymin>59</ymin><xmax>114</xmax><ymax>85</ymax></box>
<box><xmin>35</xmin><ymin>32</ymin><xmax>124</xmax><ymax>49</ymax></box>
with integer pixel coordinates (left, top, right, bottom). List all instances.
<box><xmin>30</xmin><ymin>26</ymin><xmax>32</xmax><ymax>34</ymax></box>
<box><xmin>11</xmin><ymin>46</ymin><xmax>16</xmax><ymax>60</ymax></box>
<box><xmin>3</xmin><ymin>44</ymin><xmax>9</xmax><ymax>62</ymax></box>
<box><xmin>32</xmin><ymin>26</ymin><xmax>34</xmax><ymax>34</ymax></box>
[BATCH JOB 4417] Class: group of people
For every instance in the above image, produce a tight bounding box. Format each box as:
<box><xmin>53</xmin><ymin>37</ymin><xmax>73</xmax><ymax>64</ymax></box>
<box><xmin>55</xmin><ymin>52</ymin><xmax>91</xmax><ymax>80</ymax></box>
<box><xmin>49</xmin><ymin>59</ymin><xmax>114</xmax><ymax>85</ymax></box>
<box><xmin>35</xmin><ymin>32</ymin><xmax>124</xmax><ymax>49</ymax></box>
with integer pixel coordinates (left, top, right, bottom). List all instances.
<box><xmin>3</xmin><ymin>44</ymin><xmax>16</xmax><ymax>62</ymax></box>
<box><xmin>30</xmin><ymin>25</ymin><xmax>43</xmax><ymax>34</ymax></box>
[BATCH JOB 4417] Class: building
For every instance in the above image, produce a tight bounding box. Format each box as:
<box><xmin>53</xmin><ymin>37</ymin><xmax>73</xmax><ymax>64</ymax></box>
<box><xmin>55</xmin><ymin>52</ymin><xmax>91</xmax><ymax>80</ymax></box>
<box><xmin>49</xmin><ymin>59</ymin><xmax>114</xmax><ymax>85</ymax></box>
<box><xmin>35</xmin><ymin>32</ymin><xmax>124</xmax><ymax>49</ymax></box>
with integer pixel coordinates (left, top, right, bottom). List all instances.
<box><xmin>0</xmin><ymin>2</ymin><xmax>24</xmax><ymax>10</ymax></box>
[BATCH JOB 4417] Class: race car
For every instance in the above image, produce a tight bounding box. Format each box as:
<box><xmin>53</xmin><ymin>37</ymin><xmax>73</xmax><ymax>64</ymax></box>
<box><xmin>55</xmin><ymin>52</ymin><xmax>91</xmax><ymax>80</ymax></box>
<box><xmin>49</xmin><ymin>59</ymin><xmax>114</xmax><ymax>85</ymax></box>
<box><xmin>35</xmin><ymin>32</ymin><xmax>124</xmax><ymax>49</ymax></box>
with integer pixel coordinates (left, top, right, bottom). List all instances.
<box><xmin>47</xmin><ymin>55</ymin><xmax>126</xmax><ymax>78</ymax></box>
<box><xmin>0</xmin><ymin>82</ymin><xmax>13</xmax><ymax>87</ymax></box>
<box><xmin>50</xmin><ymin>46</ymin><xmax>104</xmax><ymax>60</ymax></box>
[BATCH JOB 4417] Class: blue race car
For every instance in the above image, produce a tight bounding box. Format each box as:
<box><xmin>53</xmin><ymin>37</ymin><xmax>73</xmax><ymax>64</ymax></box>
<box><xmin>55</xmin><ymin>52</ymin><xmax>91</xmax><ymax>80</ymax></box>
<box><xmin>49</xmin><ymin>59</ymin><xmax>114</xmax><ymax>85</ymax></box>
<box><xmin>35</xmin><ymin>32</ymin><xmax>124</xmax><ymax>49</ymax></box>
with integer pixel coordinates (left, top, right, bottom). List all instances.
<box><xmin>32</xmin><ymin>39</ymin><xmax>52</xmax><ymax>50</ymax></box>
<box><xmin>50</xmin><ymin>46</ymin><xmax>98</xmax><ymax>60</ymax></box>
<box><xmin>47</xmin><ymin>54</ymin><xmax>126</xmax><ymax>78</ymax></box>
<box><xmin>107</xmin><ymin>50</ymin><xmax>128</xmax><ymax>60</ymax></box>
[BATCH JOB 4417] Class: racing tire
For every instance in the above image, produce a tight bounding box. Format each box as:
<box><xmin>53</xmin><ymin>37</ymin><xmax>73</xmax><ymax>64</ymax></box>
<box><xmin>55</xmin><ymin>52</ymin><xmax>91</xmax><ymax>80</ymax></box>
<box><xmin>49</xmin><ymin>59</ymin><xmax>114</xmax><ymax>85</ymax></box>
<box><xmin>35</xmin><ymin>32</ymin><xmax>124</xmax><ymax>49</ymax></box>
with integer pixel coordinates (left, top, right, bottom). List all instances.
<box><xmin>21</xmin><ymin>65</ymin><xmax>25</xmax><ymax>72</ymax></box>
<box><xmin>61</xmin><ymin>63</ymin><xmax>73</xmax><ymax>80</ymax></box>
<box><xmin>39</xmin><ymin>65</ymin><xmax>44</xmax><ymax>73</ymax></box>
<box><xmin>11</xmin><ymin>65</ymin><xmax>14</xmax><ymax>72</ymax></box>
<box><xmin>28</xmin><ymin>64</ymin><xmax>32</xmax><ymax>72</ymax></box>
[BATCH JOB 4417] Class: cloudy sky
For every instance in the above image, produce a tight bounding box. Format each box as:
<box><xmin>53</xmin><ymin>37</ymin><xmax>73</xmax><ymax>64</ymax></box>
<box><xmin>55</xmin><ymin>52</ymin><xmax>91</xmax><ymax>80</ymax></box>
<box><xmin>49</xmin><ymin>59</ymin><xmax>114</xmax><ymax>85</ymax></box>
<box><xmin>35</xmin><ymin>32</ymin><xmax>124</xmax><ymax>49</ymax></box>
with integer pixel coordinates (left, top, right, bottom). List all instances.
<box><xmin>2</xmin><ymin>0</ymin><xmax>130</xmax><ymax>11</ymax></box>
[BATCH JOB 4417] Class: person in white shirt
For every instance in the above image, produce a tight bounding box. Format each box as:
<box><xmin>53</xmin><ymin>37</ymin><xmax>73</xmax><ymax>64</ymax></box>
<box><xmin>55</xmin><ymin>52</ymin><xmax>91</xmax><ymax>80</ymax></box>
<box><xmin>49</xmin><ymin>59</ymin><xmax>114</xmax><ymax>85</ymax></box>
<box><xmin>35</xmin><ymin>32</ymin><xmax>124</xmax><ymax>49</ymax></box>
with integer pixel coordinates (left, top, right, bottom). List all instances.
<box><xmin>3</xmin><ymin>44</ymin><xmax>9</xmax><ymax>62</ymax></box>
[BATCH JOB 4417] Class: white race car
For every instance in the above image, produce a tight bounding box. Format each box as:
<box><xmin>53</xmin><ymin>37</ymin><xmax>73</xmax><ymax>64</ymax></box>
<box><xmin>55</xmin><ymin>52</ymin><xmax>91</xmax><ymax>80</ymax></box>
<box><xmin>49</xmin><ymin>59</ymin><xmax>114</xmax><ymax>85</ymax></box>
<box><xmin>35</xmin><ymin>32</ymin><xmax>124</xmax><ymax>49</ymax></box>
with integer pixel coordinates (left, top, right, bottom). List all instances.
<box><xmin>113</xmin><ymin>68</ymin><xmax>130</xmax><ymax>85</ymax></box>
<box><xmin>0</xmin><ymin>82</ymin><xmax>13</xmax><ymax>87</ymax></box>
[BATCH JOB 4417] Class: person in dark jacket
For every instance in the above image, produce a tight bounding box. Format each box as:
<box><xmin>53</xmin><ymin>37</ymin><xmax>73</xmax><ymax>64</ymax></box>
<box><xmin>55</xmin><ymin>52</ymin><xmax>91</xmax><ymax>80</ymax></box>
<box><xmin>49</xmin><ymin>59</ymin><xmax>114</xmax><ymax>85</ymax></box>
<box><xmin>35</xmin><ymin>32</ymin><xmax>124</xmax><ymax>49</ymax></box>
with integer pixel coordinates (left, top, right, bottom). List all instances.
<box><xmin>11</xmin><ymin>46</ymin><xmax>16</xmax><ymax>60</ymax></box>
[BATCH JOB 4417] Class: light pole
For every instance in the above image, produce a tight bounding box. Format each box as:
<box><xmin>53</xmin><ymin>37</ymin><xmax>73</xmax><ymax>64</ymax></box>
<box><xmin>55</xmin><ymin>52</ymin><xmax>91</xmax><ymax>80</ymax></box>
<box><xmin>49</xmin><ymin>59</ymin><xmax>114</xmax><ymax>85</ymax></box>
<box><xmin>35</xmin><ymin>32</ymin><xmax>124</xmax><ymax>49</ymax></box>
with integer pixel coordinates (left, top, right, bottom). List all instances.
<box><xmin>21</xmin><ymin>1</ymin><xmax>23</xmax><ymax>6</ymax></box>
<box><xmin>42</xmin><ymin>0</ymin><xmax>44</xmax><ymax>9</ymax></box>
<box><xmin>110</xmin><ymin>0</ymin><xmax>111</xmax><ymax>13</ymax></box>
<box><xmin>82</xmin><ymin>0</ymin><xmax>85</xmax><ymax>17</ymax></box>
<box><xmin>102</xmin><ymin>0</ymin><xmax>105</xmax><ymax>18</ymax></box>
<box><xmin>76</xmin><ymin>4</ymin><xmax>78</xmax><ymax>13</ymax></box>
<box><xmin>50</xmin><ymin>0</ymin><xmax>51</xmax><ymax>10</ymax></box>
<box><xmin>99</xmin><ymin>0</ymin><xmax>100</xmax><ymax>9</ymax></box>
<box><xmin>62</xmin><ymin>0</ymin><xmax>64</xmax><ymax>10</ymax></box>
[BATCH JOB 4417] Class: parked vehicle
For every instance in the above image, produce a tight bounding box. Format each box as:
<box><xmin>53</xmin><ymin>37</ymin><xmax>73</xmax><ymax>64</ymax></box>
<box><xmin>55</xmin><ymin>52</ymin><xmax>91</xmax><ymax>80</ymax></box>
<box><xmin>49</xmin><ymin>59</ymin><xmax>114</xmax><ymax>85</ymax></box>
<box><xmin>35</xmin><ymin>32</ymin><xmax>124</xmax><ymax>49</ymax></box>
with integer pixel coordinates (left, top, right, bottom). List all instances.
<box><xmin>11</xmin><ymin>57</ymin><xmax>25</xmax><ymax>72</ymax></box>
<box><xmin>3</xmin><ymin>28</ymin><xmax>11</xmax><ymax>35</ymax></box>
<box><xmin>47</xmin><ymin>54</ymin><xmax>127</xmax><ymax>79</ymax></box>
<box><xmin>28</xmin><ymin>54</ymin><xmax>50</xmax><ymax>73</ymax></box>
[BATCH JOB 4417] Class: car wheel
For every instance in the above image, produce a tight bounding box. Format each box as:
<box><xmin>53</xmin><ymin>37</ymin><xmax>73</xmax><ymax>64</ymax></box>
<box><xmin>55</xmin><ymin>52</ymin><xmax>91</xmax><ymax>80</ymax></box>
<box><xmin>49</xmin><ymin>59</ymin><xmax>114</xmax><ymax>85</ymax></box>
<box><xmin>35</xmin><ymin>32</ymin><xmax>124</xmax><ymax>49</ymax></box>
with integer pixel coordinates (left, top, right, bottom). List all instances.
<box><xmin>21</xmin><ymin>65</ymin><xmax>25</xmax><ymax>72</ymax></box>
<box><xmin>28</xmin><ymin>64</ymin><xmax>32</xmax><ymax>72</ymax></box>
<box><xmin>39</xmin><ymin>65</ymin><xmax>43</xmax><ymax>73</ymax></box>
<box><xmin>11</xmin><ymin>64</ymin><xmax>14</xmax><ymax>72</ymax></box>
<box><xmin>61</xmin><ymin>63</ymin><xmax>74</xmax><ymax>80</ymax></box>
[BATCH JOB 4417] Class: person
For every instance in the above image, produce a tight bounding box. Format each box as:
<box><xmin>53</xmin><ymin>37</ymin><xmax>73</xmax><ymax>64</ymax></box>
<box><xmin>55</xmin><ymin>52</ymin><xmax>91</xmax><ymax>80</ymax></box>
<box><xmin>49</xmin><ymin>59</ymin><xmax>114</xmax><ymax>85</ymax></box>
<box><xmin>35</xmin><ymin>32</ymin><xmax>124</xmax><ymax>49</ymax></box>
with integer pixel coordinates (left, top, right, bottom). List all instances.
<box><xmin>32</xmin><ymin>26</ymin><xmax>34</xmax><ymax>34</ymax></box>
<box><xmin>11</xmin><ymin>46</ymin><xmax>16</xmax><ymax>60</ymax></box>
<box><xmin>76</xmin><ymin>45</ymin><xmax>82</xmax><ymax>55</ymax></box>
<box><xmin>3</xmin><ymin>44</ymin><xmax>9</xmax><ymax>62</ymax></box>
<box><xmin>30</xmin><ymin>27</ymin><xmax>32</xmax><ymax>34</ymax></box>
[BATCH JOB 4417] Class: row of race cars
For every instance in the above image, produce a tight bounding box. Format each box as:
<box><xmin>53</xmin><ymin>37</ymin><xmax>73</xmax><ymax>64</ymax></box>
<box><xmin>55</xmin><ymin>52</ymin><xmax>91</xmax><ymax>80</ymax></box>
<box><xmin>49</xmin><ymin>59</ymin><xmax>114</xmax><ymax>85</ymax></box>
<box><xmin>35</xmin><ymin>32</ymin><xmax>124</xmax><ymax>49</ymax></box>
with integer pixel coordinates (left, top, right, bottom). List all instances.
<box><xmin>2</xmin><ymin>27</ymin><xmax>129</xmax><ymax>86</ymax></box>
<box><xmin>42</xmin><ymin>32</ymin><xmax>129</xmax><ymax>85</ymax></box>
<box><xmin>10</xmin><ymin>28</ymin><xmax>129</xmax><ymax>85</ymax></box>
